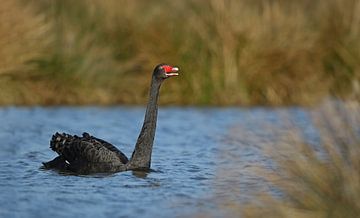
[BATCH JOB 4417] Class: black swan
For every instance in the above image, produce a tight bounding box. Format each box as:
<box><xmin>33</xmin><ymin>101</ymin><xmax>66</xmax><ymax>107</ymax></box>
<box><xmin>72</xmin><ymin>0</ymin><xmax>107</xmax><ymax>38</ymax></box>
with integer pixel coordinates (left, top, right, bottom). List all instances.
<box><xmin>42</xmin><ymin>64</ymin><xmax>179</xmax><ymax>174</ymax></box>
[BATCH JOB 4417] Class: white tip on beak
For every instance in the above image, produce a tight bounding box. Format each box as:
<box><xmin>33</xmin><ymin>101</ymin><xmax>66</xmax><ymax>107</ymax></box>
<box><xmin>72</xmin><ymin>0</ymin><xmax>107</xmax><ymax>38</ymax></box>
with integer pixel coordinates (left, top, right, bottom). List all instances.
<box><xmin>172</xmin><ymin>67</ymin><xmax>179</xmax><ymax>72</ymax></box>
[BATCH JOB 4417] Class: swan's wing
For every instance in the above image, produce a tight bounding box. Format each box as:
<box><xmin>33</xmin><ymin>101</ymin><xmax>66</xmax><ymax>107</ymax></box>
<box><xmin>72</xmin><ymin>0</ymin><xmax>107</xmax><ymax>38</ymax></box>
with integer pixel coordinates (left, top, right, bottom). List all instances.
<box><xmin>82</xmin><ymin>133</ymin><xmax>129</xmax><ymax>164</ymax></box>
<box><xmin>50</xmin><ymin>132</ymin><xmax>126</xmax><ymax>164</ymax></box>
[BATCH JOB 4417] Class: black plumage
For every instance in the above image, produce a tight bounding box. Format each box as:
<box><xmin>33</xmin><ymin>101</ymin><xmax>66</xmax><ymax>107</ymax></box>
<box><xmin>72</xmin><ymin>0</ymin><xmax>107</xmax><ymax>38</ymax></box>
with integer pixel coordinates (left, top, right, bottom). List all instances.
<box><xmin>44</xmin><ymin>132</ymin><xmax>127</xmax><ymax>174</ymax></box>
<box><xmin>42</xmin><ymin>64</ymin><xmax>179</xmax><ymax>174</ymax></box>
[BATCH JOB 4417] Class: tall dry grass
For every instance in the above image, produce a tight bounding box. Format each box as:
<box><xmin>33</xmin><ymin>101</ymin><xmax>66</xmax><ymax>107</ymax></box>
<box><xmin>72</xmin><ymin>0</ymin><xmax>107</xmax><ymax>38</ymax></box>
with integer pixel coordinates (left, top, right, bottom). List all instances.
<box><xmin>240</xmin><ymin>99</ymin><xmax>360</xmax><ymax>217</ymax></box>
<box><xmin>0</xmin><ymin>1</ymin><xmax>49</xmax><ymax>75</ymax></box>
<box><xmin>0</xmin><ymin>0</ymin><xmax>359</xmax><ymax>105</ymax></box>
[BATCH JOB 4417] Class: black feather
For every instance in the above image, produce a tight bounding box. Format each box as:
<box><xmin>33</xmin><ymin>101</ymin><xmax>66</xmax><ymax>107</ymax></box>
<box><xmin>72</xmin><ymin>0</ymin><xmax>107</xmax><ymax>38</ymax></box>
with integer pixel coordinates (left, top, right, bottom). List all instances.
<box><xmin>47</xmin><ymin>132</ymin><xmax>128</xmax><ymax>174</ymax></box>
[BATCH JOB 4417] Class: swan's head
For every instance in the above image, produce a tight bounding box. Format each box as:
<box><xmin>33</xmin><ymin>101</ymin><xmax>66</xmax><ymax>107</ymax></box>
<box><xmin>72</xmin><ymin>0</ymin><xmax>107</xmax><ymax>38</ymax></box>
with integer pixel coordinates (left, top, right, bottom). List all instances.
<box><xmin>153</xmin><ymin>64</ymin><xmax>179</xmax><ymax>80</ymax></box>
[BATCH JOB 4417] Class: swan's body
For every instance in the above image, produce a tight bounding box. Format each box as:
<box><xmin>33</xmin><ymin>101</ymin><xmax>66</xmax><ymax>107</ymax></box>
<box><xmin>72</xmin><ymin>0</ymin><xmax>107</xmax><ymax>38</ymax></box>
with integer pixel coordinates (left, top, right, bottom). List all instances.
<box><xmin>42</xmin><ymin>64</ymin><xmax>179</xmax><ymax>174</ymax></box>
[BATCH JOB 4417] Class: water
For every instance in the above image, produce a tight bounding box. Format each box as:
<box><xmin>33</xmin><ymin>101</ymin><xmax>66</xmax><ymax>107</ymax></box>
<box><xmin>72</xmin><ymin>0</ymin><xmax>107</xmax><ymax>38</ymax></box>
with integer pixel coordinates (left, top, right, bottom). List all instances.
<box><xmin>0</xmin><ymin>107</ymin><xmax>314</xmax><ymax>218</ymax></box>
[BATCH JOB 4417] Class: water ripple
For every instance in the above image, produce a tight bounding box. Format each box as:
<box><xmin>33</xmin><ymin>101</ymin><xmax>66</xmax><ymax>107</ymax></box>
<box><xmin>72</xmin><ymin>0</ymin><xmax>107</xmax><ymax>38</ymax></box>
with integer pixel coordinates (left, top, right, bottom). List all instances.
<box><xmin>0</xmin><ymin>106</ymin><xmax>312</xmax><ymax>218</ymax></box>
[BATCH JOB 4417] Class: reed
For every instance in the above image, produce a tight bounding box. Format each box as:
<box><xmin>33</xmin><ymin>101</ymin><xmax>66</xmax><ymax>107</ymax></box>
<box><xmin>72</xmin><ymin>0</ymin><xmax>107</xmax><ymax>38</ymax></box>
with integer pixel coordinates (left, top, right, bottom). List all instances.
<box><xmin>0</xmin><ymin>0</ymin><xmax>359</xmax><ymax>105</ymax></box>
<box><xmin>241</xmin><ymin>99</ymin><xmax>360</xmax><ymax>217</ymax></box>
<box><xmin>0</xmin><ymin>1</ymin><xmax>49</xmax><ymax>75</ymax></box>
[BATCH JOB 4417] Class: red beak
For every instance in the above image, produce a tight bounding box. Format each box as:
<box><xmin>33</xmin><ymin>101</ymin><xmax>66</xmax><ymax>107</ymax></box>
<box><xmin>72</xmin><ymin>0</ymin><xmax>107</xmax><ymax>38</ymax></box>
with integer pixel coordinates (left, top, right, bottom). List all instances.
<box><xmin>163</xmin><ymin>65</ymin><xmax>179</xmax><ymax>77</ymax></box>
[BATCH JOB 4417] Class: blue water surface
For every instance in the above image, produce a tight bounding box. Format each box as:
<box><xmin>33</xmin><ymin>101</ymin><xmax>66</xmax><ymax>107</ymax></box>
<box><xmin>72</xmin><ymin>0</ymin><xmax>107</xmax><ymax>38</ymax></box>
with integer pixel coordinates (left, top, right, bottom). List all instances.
<box><xmin>0</xmin><ymin>107</ymin><xmax>314</xmax><ymax>218</ymax></box>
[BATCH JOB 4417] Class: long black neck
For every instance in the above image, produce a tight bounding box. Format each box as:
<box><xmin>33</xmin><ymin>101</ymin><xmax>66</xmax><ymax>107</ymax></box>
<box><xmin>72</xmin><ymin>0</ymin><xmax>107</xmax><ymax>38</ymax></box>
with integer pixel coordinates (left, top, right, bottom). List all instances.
<box><xmin>127</xmin><ymin>77</ymin><xmax>162</xmax><ymax>170</ymax></box>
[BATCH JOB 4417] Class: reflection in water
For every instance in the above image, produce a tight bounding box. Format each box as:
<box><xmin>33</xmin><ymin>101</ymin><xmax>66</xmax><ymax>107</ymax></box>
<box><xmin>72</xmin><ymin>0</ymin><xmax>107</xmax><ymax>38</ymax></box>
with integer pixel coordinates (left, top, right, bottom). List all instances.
<box><xmin>132</xmin><ymin>170</ymin><xmax>149</xmax><ymax>179</ymax></box>
<box><xmin>0</xmin><ymin>107</ymin><xmax>314</xmax><ymax>217</ymax></box>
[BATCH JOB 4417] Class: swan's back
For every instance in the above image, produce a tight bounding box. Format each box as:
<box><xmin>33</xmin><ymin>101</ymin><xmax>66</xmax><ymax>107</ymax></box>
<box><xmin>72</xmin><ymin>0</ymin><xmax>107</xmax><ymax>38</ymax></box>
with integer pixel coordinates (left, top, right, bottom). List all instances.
<box><xmin>43</xmin><ymin>132</ymin><xmax>128</xmax><ymax>174</ymax></box>
<box><xmin>77</xmin><ymin>133</ymin><xmax>128</xmax><ymax>164</ymax></box>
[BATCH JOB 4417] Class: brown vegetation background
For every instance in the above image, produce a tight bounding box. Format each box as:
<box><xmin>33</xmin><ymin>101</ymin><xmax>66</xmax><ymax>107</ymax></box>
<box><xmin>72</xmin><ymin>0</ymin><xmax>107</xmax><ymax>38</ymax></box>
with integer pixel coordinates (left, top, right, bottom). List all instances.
<box><xmin>0</xmin><ymin>0</ymin><xmax>359</xmax><ymax>105</ymax></box>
